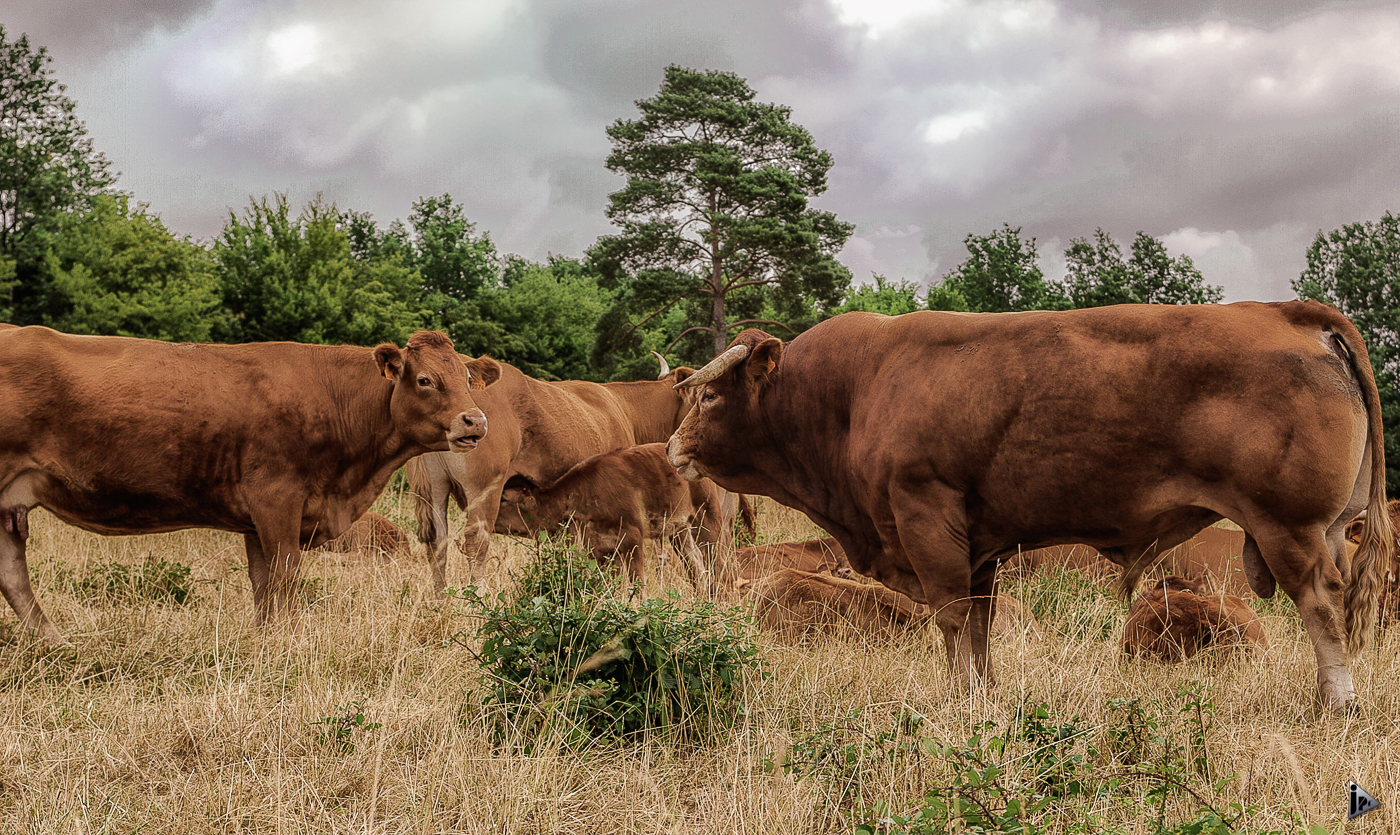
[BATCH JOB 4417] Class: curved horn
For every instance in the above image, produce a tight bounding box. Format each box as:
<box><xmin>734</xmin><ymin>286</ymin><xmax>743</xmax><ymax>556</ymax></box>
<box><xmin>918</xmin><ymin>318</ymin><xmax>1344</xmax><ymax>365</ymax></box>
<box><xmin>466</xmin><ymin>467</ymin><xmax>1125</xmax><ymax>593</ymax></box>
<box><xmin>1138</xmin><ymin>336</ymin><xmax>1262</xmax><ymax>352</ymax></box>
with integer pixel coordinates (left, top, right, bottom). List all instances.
<box><xmin>651</xmin><ymin>350</ymin><xmax>671</xmax><ymax>379</ymax></box>
<box><xmin>674</xmin><ymin>344</ymin><xmax>750</xmax><ymax>389</ymax></box>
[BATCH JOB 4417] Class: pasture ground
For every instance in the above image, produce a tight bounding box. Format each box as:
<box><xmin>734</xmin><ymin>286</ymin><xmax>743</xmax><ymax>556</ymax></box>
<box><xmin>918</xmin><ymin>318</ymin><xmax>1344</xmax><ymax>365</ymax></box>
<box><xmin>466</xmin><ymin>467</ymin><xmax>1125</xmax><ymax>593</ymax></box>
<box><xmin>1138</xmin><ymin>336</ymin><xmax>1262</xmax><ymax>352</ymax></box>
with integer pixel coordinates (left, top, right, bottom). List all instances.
<box><xmin>1</xmin><ymin>487</ymin><xmax>1397</xmax><ymax>834</ymax></box>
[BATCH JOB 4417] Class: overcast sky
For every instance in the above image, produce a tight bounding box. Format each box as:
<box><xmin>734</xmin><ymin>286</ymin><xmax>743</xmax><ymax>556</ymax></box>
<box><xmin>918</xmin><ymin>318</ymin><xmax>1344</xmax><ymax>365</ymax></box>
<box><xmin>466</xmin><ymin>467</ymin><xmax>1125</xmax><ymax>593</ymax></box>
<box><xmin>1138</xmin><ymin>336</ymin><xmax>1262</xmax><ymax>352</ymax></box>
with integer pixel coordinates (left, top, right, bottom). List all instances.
<box><xmin>7</xmin><ymin>0</ymin><xmax>1400</xmax><ymax>300</ymax></box>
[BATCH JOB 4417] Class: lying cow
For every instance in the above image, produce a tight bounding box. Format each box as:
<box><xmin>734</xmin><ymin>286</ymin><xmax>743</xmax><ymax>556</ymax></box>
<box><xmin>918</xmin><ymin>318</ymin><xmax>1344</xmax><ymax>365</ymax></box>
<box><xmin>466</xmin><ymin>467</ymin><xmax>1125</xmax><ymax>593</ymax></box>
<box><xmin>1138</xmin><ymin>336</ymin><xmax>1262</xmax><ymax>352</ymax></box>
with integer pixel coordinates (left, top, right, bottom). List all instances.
<box><xmin>317</xmin><ymin>511</ymin><xmax>410</xmax><ymax>561</ymax></box>
<box><xmin>496</xmin><ymin>443</ymin><xmax>729</xmax><ymax>593</ymax></box>
<box><xmin>1122</xmin><ymin>575</ymin><xmax>1268</xmax><ymax>662</ymax></box>
<box><xmin>0</xmin><ymin>326</ymin><xmax>498</xmax><ymax>637</ymax></box>
<box><xmin>406</xmin><ymin>354</ymin><xmax>704</xmax><ymax>592</ymax></box>
<box><xmin>666</xmin><ymin>302</ymin><xmax>1392</xmax><ymax>712</ymax></box>
<box><xmin>745</xmin><ymin>568</ymin><xmax>1039</xmax><ymax>641</ymax></box>
<box><xmin>730</xmin><ymin>537</ymin><xmax>852</xmax><ymax>581</ymax></box>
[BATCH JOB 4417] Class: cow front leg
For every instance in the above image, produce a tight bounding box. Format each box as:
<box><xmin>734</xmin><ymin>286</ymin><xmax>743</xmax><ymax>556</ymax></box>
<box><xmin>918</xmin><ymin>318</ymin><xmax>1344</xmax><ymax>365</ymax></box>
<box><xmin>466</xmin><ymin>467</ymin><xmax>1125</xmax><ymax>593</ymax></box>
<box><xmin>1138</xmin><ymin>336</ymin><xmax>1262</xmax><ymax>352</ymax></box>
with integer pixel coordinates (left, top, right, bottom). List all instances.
<box><xmin>676</xmin><ymin>528</ymin><xmax>714</xmax><ymax>599</ymax></box>
<box><xmin>888</xmin><ymin>483</ymin><xmax>988</xmax><ymax>694</ymax></box>
<box><xmin>246</xmin><ymin>518</ymin><xmax>304</xmax><ymax>623</ymax></box>
<box><xmin>0</xmin><ymin>507</ymin><xmax>64</xmax><ymax>644</ymax></box>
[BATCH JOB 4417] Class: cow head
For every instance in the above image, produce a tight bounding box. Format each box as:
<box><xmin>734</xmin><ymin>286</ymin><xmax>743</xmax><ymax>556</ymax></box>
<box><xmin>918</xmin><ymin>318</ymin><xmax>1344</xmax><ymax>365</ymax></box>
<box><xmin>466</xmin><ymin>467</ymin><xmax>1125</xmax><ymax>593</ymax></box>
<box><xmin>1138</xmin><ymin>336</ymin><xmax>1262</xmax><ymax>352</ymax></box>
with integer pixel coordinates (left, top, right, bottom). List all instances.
<box><xmin>373</xmin><ymin>330</ymin><xmax>500</xmax><ymax>452</ymax></box>
<box><xmin>653</xmin><ymin>351</ymin><xmax>700</xmax><ymax>427</ymax></box>
<box><xmin>666</xmin><ymin>329</ymin><xmax>782</xmax><ymax>482</ymax></box>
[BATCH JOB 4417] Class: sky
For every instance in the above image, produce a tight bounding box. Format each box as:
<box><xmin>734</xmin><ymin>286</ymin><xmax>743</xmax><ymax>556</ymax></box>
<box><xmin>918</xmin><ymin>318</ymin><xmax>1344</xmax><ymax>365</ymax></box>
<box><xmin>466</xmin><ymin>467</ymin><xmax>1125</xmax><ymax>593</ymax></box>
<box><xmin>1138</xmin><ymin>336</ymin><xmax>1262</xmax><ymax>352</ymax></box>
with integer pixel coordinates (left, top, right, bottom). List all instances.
<box><xmin>6</xmin><ymin>0</ymin><xmax>1400</xmax><ymax>301</ymax></box>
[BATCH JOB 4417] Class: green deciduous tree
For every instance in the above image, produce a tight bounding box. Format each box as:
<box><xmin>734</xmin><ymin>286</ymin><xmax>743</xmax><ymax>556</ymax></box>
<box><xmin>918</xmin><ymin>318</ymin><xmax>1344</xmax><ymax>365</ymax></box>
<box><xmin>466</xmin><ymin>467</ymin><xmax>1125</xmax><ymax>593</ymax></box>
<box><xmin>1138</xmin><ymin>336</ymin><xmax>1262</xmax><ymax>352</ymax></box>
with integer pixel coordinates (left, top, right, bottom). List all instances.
<box><xmin>0</xmin><ymin>26</ymin><xmax>118</xmax><ymax>320</ymax></box>
<box><xmin>1062</xmin><ymin>229</ymin><xmax>1223</xmax><ymax>307</ymax></box>
<box><xmin>837</xmin><ymin>274</ymin><xmax>923</xmax><ymax>316</ymax></box>
<box><xmin>933</xmin><ymin>224</ymin><xmax>1066</xmax><ymax>313</ymax></box>
<box><xmin>590</xmin><ymin>65</ymin><xmax>853</xmax><ymax>360</ymax></box>
<box><xmin>213</xmin><ymin>193</ymin><xmax>425</xmax><ymax>345</ymax></box>
<box><xmin>40</xmin><ymin>194</ymin><xmax>223</xmax><ymax>341</ymax></box>
<box><xmin>1293</xmin><ymin>211</ymin><xmax>1400</xmax><ymax>491</ymax></box>
<box><xmin>479</xmin><ymin>256</ymin><xmax>615</xmax><ymax>381</ymax></box>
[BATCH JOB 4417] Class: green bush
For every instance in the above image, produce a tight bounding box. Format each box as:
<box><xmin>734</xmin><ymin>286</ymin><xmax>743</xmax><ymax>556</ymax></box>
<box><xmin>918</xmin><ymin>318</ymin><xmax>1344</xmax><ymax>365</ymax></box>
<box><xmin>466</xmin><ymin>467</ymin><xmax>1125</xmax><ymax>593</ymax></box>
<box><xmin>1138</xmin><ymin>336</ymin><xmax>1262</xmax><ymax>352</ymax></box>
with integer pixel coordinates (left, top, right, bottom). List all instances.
<box><xmin>309</xmin><ymin>699</ymin><xmax>382</xmax><ymax>754</ymax></box>
<box><xmin>452</xmin><ymin>537</ymin><xmax>762</xmax><ymax>746</ymax></box>
<box><xmin>65</xmin><ymin>557</ymin><xmax>195</xmax><ymax>606</ymax></box>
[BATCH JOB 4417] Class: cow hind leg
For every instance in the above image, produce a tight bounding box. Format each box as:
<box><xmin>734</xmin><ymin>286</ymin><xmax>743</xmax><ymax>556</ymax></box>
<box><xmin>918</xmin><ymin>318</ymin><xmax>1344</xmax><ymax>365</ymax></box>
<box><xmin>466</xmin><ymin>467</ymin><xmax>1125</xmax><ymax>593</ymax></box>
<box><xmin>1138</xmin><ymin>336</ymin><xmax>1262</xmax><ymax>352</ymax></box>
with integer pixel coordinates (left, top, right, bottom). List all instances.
<box><xmin>0</xmin><ymin>507</ymin><xmax>64</xmax><ymax>644</ymax></box>
<box><xmin>1254</xmin><ymin>525</ymin><xmax>1353</xmax><ymax>713</ymax></box>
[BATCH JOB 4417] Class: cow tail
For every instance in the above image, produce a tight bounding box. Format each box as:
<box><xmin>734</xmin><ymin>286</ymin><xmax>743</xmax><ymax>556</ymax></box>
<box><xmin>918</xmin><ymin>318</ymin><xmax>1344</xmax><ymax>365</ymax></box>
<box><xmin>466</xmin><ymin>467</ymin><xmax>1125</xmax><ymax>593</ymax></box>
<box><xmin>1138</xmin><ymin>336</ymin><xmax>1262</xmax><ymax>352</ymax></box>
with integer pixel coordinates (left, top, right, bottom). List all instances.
<box><xmin>1334</xmin><ymin>321</ymin><xmax>1393</xmax><ymax>659</ymax></box>
<box><xmin>404</xmin><ymin>457</ymin><xmax>437</xmax><ymax>546</ymax></box>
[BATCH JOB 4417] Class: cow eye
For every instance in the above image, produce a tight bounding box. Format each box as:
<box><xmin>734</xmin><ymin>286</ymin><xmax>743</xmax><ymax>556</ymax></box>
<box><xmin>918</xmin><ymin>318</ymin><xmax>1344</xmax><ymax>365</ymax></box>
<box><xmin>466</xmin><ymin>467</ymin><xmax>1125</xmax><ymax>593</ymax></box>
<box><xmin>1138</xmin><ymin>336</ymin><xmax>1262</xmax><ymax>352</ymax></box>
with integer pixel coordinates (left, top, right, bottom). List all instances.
<box><xmin>417</xmin><ymin>375</ymin><xmax>432</xmax><ymax>388</ymax></box>
<box><xmin>701</xmin><ymin>391</ymin><xmax>718</xmax><ymax>404</ymax></box>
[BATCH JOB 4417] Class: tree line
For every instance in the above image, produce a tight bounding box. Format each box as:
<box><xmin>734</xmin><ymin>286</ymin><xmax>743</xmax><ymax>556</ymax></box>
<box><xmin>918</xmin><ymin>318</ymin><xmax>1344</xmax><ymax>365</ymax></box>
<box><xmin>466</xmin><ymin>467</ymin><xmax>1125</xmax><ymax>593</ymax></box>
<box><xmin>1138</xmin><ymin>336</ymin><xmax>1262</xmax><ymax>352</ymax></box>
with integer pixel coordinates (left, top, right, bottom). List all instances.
<box><xmin>3</xmin><ymin>27</ymin><xmax>1399</xmax><ymax>485</ymax></box>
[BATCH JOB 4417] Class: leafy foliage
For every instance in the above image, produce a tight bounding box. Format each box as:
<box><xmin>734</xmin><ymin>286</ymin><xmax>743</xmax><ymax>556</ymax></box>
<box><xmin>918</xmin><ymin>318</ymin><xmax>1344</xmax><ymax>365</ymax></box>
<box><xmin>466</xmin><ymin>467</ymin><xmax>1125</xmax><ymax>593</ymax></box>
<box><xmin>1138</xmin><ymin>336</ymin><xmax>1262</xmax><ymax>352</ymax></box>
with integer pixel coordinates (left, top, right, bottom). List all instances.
<box><xmin>590</xmin><ymin>65</ymin><xmax>853</xmax><ymax>363</ymax></box>
<box><xmin>1063</xmin><ymin>229</ymin><xmax>1223</xmax><ymax>308</ymax></box>
<box><xmin>478</xmin><ymin>256</ymin><xmax>615</xmax><ymax>380</ymax></box>
<box><xmin>213</xmin><ymin>193</ymin><xmax>427</xmax><ymax>345</ymax></box>
<box><xmin>39</xmin><ymin>194</ymin><xmax>223</xmax><ymax>340</ymax></box>
<box><xmin>0</xmin><ymin>25</ymin><xmax>118</xmax><ymax>322</ymax></box>
<box><xmin>64</xmin><ymin>558</ymin><xmax>196</xmax><ymax>606</ymax></box>
<box><xmin>838</xmin><ymin>274</ymin><xmax>923</xmax><ymax>316</ymax></box>
<box><xmin>933</xmin><ymin>224</ymin><xmax>1068</xmax><ymax>313</ymax></box>
<box><xmin>452</xmin><ymin>538</ymin><xmax>761</xmax><ymax>746</ymax></box>
<box><xmin>837</xmin><ymin>690</ymin><xmax>1310</xmax><ymax>835</ymax></box>
<box><xmin>1293</xmin><ymin>211</ymin><xmax>1400</xmax><ymax>492</ymax></box>
<box><xmin>309</xmin><ymin>699</ymin><xmax>382</xmax><ymax>754</ymax></box>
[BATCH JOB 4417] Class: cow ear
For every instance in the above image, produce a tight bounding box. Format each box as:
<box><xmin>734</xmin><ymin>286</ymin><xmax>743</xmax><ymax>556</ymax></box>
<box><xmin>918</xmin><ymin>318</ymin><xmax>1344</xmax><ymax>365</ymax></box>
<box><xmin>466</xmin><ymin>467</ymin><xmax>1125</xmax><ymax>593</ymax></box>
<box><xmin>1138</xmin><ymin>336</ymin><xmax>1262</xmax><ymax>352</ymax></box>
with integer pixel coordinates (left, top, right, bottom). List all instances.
<box><xmin>374</xmin><ymin>344</ymin><xmax>404</xmax><ymax>381</ymax></box>
<box><xmin>747</xmin><ymin>337</ymin><xmax>783</xmax><ymax>384</ymax></box>
<box><xmin>466</xmin><ymin>357</ymin><xmax>501</xmax><ymax>391</ymax></box>
<box><xmin>670</xmin><ymin>368</ymin><xmax>695</xmax><ymax>388</ymax></box>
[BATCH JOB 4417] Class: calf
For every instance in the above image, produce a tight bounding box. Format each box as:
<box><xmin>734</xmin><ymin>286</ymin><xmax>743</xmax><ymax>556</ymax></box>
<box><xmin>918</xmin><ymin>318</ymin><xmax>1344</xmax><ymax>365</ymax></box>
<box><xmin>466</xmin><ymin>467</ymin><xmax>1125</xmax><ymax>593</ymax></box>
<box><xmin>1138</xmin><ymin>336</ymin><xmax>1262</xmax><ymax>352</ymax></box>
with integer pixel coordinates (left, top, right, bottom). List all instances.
<box><xmin>731</xmin><ymin>537</ymin><xmax>852</xmax><ymax>581</ymax></box>
<box><xmin>744</xmin><ymin>569</ymin><xmax>1040</xmax><ymax>641</ymax></box>
<box><xmin>1121</xmin><ymin>575</ymin><xmax>1268</xmax><ymax>662</ymax></box>
<box><xmin>318</xmin><ymin>511</ymin><xmax>410</xmax><ymax>561</ymax></box>
<box><xmin>498</xmin><ymin>443</ymin><xmax>729</xmax><ymax>593</ymax></box>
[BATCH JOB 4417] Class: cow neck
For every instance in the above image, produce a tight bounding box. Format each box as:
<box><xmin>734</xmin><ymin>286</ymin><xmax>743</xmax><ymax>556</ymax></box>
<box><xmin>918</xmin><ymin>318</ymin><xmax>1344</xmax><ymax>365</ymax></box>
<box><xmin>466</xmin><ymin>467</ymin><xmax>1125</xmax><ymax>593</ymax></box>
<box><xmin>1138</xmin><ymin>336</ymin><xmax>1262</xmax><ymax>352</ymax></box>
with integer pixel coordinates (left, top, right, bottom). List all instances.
<box><xmin>318</xmin><ymin>347</ymin><xmax>420</xmax><ymax>492</ymax></box>
<box><xmin>752</xmin><ymin>348</ymin><xmax>858</xmax><ymax>530</ymax></box>
<box><xmin>604</xmin><ymin>380</ymin><xmax>677</xmax><ymax>443</ymax></box>
<box><xmin>528</xmin><ymin>470</ymin><xmax>583</xmax><ymax>532</ymax></box>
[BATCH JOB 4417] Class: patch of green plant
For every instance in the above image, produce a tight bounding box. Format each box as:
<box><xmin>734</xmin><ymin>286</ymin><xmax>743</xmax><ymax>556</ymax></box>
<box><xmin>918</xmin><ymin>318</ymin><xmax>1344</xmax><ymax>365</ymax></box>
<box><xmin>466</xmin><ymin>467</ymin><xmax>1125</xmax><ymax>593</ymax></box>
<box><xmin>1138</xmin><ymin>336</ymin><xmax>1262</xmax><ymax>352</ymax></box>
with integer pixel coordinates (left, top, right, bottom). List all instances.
<box><xmin>843</xmin><ymin>685</ymin><xmax>1314</xmax><ymax>835</ymax></box>
<box><xmin>310</xmin><ymin>699</ymin><xmax>381</xmax><ymax>754</ymax></box>
<box><xmin>451</xmin><ymin>536</ymin><xmax>762</xmax><ymax>746</ymax></box>
<box><xmin>63</xmin><ymin>557</ymin><xmax>195</xmax><ymax>606</ymax></box>
<box><xmin>1010</xmin><ymin>566</ymin><xmax>1122</xmax><ymax>640</ymax></box>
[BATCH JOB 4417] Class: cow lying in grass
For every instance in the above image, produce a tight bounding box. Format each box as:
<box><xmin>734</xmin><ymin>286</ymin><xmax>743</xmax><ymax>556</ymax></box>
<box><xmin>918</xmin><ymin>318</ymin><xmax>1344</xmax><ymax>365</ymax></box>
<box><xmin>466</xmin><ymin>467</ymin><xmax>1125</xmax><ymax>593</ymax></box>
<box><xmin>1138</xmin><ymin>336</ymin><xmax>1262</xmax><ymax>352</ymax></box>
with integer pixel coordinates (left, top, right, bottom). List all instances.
<box><xmin>730</xmin><ymin>537</ymin><xmax>852</xmax><ymax>582</ymax></box>
<box><xmin>318</xmin><ymin>511</ymin><xmax>410</xmax><ymax>561</ymax></box>
<box><xmin>1121</xmin><ymin>575</ymin><xmax>1267</xmax><ymax>662</ymax></box>
<box><xmin>497</xmin><ymin>443</ymin><xmax>729</xmax><ymax>593</ymax></box>
<box><xmin>743</xmin><ymin>568</ymin><xmax>1039</xmax><ymax>641</ymax></box>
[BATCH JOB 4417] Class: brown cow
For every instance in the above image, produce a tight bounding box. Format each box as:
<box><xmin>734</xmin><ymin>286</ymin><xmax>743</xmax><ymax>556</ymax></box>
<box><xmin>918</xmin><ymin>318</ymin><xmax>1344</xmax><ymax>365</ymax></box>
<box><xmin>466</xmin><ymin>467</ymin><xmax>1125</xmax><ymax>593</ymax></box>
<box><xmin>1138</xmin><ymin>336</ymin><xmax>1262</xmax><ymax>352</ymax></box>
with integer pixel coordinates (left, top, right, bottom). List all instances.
<box><xmin>665</xmin><ymin>303</ymin><xmax>1392</xmax><ymax>712</ymax></box>
<box><xmin>730</xmin><ymin>537</ymin><xmax>852</xmax><ymax>581</ymax></box>
<box><xmin>1008</xmin><ymin>526</ymin><xmax>1254</xmax><ymax>596</ymax></box>
<box><xmin>496</xmin><ymin>443</ymin><xmax>728</xmax><ymax>592</ymax></box>
<box><xmin>317</xmin><ymin>511</ymin><xmax>410</xmax><ymax>561</ymax></box>
<box><xmin>0</xmin><ymin>326</ymin><xmax>499</xmax><ymax>637</ymax></box>
<box><xmin>1122</xmin><ymin>575</ymin><xmax>1268</xmax><ymax>661</ymax></box>
<box><xmin>405</xmin><ymin>355</ymin><xmax>700</xmax><ymax>592</ymax></box>
<box><xmin>745</xmin><ymin>569</ymin><xmax>1039</xmax><ymax>640</ymax></box>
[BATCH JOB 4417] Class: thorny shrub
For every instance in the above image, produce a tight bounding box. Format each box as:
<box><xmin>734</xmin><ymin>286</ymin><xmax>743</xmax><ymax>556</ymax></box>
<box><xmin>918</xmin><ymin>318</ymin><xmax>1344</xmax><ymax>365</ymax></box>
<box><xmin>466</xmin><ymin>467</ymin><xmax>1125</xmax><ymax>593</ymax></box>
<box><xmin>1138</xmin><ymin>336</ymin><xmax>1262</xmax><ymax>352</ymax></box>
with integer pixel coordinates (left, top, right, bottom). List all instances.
<box><xmin>450</xmin><ymin>535</ymin><xmax>762</xmax><ymax>746</ymax></box>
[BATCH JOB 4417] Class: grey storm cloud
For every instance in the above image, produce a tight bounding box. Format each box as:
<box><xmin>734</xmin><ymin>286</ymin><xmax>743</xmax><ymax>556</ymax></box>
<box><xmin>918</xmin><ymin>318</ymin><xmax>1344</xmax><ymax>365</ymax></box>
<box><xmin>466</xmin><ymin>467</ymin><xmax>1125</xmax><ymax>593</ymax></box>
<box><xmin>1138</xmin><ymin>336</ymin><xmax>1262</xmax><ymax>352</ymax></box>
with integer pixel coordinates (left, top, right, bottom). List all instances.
<box><xmin>7</xmin><ymin>0</ymin><xmax>1400</xmax><ymax>301</ymax></box>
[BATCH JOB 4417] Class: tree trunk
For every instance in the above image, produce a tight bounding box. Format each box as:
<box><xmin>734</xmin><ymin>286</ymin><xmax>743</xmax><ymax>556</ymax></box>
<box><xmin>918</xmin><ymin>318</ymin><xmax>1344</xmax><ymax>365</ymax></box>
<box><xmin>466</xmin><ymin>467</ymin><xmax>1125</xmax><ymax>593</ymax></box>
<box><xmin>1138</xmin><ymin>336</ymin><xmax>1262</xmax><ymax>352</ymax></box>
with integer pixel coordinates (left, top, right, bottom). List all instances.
<box><xmin>708</xmin><ymin>198</ymin><xmax>726</xmax><ymax>358</ymax></box>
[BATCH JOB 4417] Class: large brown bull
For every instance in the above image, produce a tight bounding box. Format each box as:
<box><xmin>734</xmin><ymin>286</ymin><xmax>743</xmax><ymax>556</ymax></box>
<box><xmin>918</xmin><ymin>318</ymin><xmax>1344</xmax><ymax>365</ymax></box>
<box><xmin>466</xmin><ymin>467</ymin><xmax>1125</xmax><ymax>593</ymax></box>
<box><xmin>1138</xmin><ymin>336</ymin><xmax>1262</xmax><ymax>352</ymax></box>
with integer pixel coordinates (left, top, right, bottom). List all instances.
<box><xmin>0</xmin><ymin>327</ymin><xmax>499</xmax><ymax>637</ymax></box>
<box><xmin>665</xmin><ymin>303</ymin><xmax>1391</xmax><ymax>712</ymax></box>
<box><xmin>405</xmin><ymin>356</ymin><xmax>698</xmax><ymax>591</ymax></box>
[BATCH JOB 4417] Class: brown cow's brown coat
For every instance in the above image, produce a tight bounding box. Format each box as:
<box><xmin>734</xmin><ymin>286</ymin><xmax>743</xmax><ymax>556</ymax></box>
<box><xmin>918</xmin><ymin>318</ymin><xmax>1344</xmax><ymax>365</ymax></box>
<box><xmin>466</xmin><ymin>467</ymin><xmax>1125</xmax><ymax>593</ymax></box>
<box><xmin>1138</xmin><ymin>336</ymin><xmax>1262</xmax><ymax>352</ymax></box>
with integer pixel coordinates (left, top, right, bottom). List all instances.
<box><xmin>1121</xmin><ymin>575</ymin><xmax>1268</xmax><ymax>661</ymax></box>
<box><xmin>745</xmin><ymin>568</ymin><xmax>1039</xmax><ymax>640</ymax></box>
<box><xmin>666</xmin><ymin>303</ymin><xmax>1392</xmax><ymax>712</ymax></box>
<box><xmin>318</xmin><ymin>511</ymin><xmax>410</xmax><ymax>561</ymax></box>
<box><xmin>497</xmin><ymin>443</ymin><xmax>729</xmax><ymax>592</ymax></box>
<box><xmin>405</xmin><ymin>359</ymin><xmax>701</xmax><ymax>591</ymax></box>
<box><xmin>0</xmin><ymin>326</ymin><xmax>498</xmax><ymax>637</ymax></box>
<box><xmin>730</xmin><ymin>537</ymin><xmax>852</xmax><ymax>581</ymax></box>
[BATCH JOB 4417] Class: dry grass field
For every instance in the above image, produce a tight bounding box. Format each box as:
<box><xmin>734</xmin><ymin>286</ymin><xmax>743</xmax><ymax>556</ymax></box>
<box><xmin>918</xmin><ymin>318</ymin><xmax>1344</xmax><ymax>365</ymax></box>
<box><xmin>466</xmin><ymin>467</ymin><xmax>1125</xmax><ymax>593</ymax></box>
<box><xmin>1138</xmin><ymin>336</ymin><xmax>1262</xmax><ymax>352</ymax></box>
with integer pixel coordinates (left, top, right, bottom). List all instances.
<box><xmin>1</xmin><ymin>484</ymin><xmax>1398</xmax><ymax>834</ymax></box>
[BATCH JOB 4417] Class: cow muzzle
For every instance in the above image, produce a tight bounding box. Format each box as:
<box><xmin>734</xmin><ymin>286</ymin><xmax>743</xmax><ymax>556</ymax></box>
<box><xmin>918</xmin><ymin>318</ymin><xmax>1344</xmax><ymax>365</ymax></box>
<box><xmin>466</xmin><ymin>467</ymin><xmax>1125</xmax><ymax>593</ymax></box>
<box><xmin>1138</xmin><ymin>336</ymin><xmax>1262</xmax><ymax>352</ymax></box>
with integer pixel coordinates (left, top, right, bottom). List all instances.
<box><xmin>666</xmin><ymin>435</ymin><xmax>704</xmax><ymax>482</ymax></box>
<box><xmin>448</xmin><ymin>409</ymin><xmax>488</xmax><ymax>450</ymax></box>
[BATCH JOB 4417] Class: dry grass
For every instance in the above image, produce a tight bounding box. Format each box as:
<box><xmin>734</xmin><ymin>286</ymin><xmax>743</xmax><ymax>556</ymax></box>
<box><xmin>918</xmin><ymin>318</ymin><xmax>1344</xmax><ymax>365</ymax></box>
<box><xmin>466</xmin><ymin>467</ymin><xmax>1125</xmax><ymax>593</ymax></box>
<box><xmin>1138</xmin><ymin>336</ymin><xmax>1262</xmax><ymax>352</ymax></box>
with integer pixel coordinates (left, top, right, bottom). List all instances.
<box><xmin>1</xmin><ymin>488</ymin><xmax>1398</xmax><ymax>834</ymax></box>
